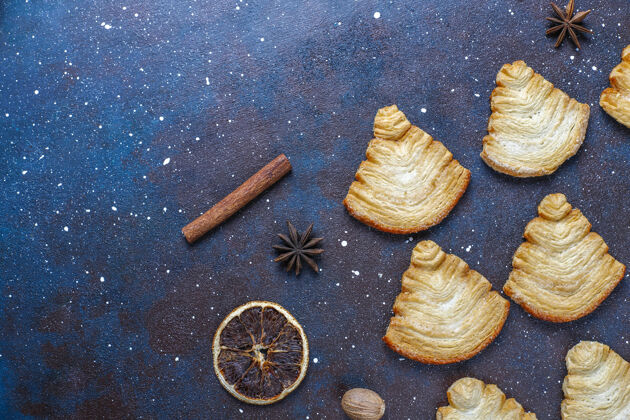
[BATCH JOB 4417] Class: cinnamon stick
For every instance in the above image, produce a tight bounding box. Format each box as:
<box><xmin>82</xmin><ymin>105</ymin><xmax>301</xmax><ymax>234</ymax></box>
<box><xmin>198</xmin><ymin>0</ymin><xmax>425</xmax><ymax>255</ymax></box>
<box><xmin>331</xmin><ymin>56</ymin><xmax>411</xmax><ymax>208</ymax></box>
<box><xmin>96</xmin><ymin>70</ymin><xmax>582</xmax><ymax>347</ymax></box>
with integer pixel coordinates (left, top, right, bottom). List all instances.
<box><xmin>182</xmin><ymin>154</ymin><xmax>292</xmax><ymax>243</ymax></box>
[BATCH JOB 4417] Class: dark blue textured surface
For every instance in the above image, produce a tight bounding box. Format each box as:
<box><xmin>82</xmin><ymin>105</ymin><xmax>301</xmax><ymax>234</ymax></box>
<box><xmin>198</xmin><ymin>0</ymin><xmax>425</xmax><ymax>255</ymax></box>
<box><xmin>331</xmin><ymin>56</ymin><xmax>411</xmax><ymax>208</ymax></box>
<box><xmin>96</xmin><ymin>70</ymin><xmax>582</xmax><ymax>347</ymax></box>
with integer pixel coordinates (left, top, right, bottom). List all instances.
<box><xmin>1</xmin><ymin>0</ymin><xmax>629</xmax><ymax>418</ymax></box>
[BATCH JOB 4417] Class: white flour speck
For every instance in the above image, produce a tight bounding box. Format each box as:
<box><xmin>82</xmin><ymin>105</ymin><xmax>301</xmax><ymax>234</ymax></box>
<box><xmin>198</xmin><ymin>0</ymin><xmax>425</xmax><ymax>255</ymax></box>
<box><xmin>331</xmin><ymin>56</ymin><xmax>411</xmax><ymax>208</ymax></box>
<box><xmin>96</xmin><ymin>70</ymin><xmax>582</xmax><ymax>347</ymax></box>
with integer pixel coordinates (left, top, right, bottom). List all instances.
<box><xmin>373</xmin><ymin>11</ymin><xmax>381</xmax><ymax>19</ymax></box>
<box><xmin>341</xmin><ymin>240</ymin><xmax>348</xmax><ymax>247</ymax></box>
<box><xmin>163</xmin><ymin>157</ymin><xmax>171</xmax><ymax>165</ymax></box>
<box><xmin>159</xmin><ymin>116</ymin><xmax>164</xmax><ymax>121</ymax></box>
<box><xmin>352</xmin><ymin>270</ymin><xmax>360</xmax><ymax>276</ymax></box>
<box><xmin>21</xmin><ymin>170</ymin><xmax>27</xmax><ymax>175</ymax></box>
<box><xmin>63</xmin><ymin>226</ymin><xmax>69</xmax><ymax>232</ymax></box>
<box><xmin>313</xmin><ymin>357</ymin><xmax>318</xmax><ymax>363</ymax></box>
<box><xmin>466</xmin><ymin>245</ymin><xmax>472</xmax><ymax>252</ymax></box>
<box><xmin>592</xmin><ymin>65</ymin><xmax>597</xmax><ymax>71</ymax></box>
<box><xmin>112</xmin><ymin>206</ymin><xmax>117</xmax><ymax>211</ymax></box>
<box><xmin>421</xmin><ymin>108</ymin><xmax>427</xmax><ymax>113</ymax></box>
<box><xmin>34</xmin><ymin>90</ymin><xmax>39</xmax><ymax>95</ymax></box>
<box><xmin>100</xmin><ymin>276</ymin><xmax>105</xmax><ymax>282</ymax></box>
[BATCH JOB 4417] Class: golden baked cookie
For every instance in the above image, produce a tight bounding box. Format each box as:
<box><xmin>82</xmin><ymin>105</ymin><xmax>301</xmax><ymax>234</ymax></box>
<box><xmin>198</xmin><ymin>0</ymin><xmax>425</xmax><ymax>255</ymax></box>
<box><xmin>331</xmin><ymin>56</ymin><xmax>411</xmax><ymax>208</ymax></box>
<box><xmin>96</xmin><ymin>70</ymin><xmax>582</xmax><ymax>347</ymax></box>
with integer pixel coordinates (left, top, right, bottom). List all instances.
<box><xmin>437</xmin><ymin>377</ymin><xmax>537</xmax><ymax>419</ymax></box>
<box><xmin>343</xmin><ymin>105</ymin><xmax>470</xmax><ymax>234</ymax></box>
<box><xmin>562</xmin><ymin>341</ymin><xmax>630</xmax><ymax>419</ymax></box>
<box><xmin>504</xmin><ymin>193</ymin><xmax>625</xmax><ymax>322</ymax></box>
<box><xmin>481</xmin><ymin>60</ymin><xmax>590</xmax><ymax>177</ymax></box>
<box><xmin>600</xmin><ymin>45</ymin><xmax>630</xmax><ymax>128</ymax></box>
<box><xmin>383</xmin><ymin>241</ymin><xmax>509</xmax><ymax>364</ymax></box>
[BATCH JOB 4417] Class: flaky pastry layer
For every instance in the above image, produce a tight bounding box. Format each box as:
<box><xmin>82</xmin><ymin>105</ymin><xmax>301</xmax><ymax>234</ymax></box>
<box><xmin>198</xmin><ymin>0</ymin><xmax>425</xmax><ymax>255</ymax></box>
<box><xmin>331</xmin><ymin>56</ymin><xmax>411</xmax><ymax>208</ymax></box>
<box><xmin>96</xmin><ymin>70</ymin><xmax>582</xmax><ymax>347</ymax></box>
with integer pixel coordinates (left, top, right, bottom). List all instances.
<box><xmin>481</xmin><ymin>61</ymin><xmax>590</xmax><ymax>177</ymax></box>
<box><xmin>600</xmin><ymin>45</ymin><xmax>630</xmax><ymax>128</ymax></box>
<box><xmin>504</xmin><ymin>193</ymin><xmax>625</xmax><ymax>322</ymax></box>
<box><xmin>437</xmin><ymin>377</ymin><xmax>537</xmax><ymax>419</ymax></box>
<box><xmin>562</xmin><ymin>341</ymin><xmax>630</xmax><ymax>419</ymax></box>
<box><xmin>383</xmin><ymin>241</ymin><xmax>509</xmax><ymax>364</ymax></box>
<box><xmin>344</xmin><ymin>105</ymin><xmax>470</xmax><ymax>234</ymax></box>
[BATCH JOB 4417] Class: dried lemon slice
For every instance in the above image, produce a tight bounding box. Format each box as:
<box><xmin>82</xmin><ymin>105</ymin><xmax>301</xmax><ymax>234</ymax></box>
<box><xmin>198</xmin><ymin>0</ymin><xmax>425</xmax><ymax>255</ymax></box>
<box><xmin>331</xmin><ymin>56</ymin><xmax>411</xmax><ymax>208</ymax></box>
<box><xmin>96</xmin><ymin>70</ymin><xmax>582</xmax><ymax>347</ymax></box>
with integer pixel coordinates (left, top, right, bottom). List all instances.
<box><xmin>212</xmin><ymin>301</ymin><xmax>309</xmax><ymax>405</ymax></box>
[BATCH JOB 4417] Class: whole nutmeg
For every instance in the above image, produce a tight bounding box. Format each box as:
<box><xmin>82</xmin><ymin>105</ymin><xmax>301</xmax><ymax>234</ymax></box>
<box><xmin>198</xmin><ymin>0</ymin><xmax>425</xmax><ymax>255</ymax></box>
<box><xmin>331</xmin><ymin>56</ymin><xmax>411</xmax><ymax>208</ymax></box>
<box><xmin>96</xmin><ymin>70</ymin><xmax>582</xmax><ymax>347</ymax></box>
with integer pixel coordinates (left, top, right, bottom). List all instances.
<box><xmin>341</xmin><ymin>388</ymin><xmax>385</xmax><ymax>420</ymax></box>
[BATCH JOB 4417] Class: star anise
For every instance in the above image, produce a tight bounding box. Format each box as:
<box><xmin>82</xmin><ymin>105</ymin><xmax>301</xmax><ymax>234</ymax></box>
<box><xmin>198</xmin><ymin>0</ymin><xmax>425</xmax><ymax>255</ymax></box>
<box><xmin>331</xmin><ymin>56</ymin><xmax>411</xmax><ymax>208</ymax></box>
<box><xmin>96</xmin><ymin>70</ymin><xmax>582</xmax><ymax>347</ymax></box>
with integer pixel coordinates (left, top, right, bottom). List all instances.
<box><xmin>546</xmin><ymin>0</ymin><xmax>592</xmax><ymax>49</ymax></box>
<box><xmin>273</xmin><ymin>221</ymin><xmax>323</xmax><ymax>275</ymax></box>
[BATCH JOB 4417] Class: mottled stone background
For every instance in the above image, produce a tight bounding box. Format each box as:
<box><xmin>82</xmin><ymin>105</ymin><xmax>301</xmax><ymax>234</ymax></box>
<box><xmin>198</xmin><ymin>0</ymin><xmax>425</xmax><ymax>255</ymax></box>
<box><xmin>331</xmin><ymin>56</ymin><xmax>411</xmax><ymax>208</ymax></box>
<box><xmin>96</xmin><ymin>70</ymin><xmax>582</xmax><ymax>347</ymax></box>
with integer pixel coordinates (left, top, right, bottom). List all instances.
<box><xmin>1</xmin><ymin>0</ymin><xmax>628</xmax><ymax>418</ymax></box>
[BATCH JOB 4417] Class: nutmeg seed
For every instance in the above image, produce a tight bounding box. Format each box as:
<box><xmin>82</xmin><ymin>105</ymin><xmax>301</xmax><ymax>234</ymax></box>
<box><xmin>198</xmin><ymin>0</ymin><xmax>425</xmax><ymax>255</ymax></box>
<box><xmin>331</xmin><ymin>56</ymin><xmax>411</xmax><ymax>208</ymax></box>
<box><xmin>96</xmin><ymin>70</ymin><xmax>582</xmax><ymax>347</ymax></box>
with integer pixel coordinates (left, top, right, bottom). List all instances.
<box><xmin>341</xmin><ymin>388</ymin><xmax>386</xmax><ymax>420</ymax></box>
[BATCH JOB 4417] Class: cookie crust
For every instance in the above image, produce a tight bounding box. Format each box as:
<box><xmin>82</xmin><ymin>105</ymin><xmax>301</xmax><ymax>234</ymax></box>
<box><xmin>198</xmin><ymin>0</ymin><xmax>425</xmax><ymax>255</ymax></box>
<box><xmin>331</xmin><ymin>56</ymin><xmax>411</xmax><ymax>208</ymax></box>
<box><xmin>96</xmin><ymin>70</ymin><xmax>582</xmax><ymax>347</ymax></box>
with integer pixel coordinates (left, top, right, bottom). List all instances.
<box><xmin>481</xmin><ymin>61</ymin><xmax>590</xmax><ymax>177</ymax></box>
<box><xmin>600</xmin><ymin>45</ymin><xmax>630</xmax><ymax>128</ymax></box>
<box><xmin>383</xmin><ymin>241</ymin><xmax>509</xmax><ymax>364</ymax></box>
<box><xmin>504</xmin><ymin>194</ymin><xmax>625</xmax><ymax>322</ymax></box>
<box><xmin>344</xmin><ymin>105</ymin><xmax>470</xmax><ymax>234</ymax></box>
<box><xmin>561</xmin><ymin>341</ymin><xmax>630</xmax><ymax>419</ymax></box>
<box><xmin>437</xmin><ymin>377</ymin><xmax>537</xmax><ymax>419</ymax></box>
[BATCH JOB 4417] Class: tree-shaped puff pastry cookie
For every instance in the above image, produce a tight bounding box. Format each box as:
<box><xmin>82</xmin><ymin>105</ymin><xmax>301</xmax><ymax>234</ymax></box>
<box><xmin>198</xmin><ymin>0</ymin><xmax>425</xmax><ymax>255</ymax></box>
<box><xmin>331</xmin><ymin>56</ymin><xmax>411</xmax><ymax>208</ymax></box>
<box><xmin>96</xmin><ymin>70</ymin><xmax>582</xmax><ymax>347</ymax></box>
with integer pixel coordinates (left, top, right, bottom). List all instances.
<box><xmin>383</xmin><ymin>241</ymin><xmax>509</xmax><ymax>364</ymax></box>
<box><xmin>600</xmin><ymin>45</ymin><xmax>630</xmax><ymax>128</ymax></box>
<box><xmin>481</xmin><ymin>61</ymin><xmax>590</xmax><ymax>177</ymax></box>
<box><xmin>504</xmin><ymin>193</ymin><xmax>625</xmax><ymax>322</ymax></box>
<box><xmin>562</xmin><ymin>341</ymin><xmax>630</xmax><ymax>419</ymax></box>
<box><xmin>436</xmin><ymin>377</ymin><xmax>537</xmax><ymax>419</ymax></box>
<box><xmin>343</xmin><ymin>105</ymin><xmax>470</xmax><ymax>234</ymax></box>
